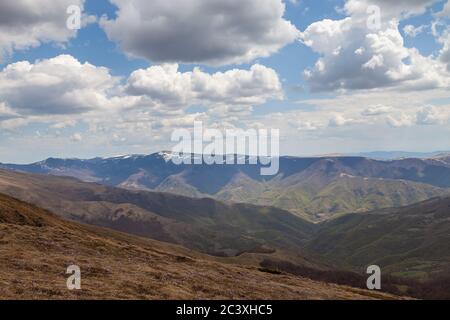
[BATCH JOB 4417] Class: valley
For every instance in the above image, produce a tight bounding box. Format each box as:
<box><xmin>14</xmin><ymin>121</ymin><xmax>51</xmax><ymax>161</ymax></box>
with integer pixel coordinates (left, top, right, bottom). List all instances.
<box><xmin>3</xmin><ymin>152</ymin><xmax>450</xmax><ymax>222</ymax></box>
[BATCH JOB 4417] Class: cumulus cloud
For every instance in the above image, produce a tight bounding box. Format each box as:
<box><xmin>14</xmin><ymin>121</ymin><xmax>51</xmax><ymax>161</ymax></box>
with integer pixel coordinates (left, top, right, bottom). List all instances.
<box><xmin>403</xmin><ymin>24</ymin><xmax>427</xmax><ymax>37</ymax></box>
<box><xmin>432</xmin><ymin>2</ymin><xmax>450</xmax><ymax>72</ymax></box>
<box><xmin>292</xmin><ymin>87</ymin><xmax>450</xmax><ymax>137</ymax></box>
<box><xmin>126</xmin><ymin>63</ymin><xmax>283</xmax><ymax>108</ymax></box>
<box><xmin>385</xmin><ymin>106</ymin><xmax>449</xmax><ymax>127</ymax></box>
<box><xmin>0</xmin><ymin>55</ymin><xmax>121</xmax><ymax>116</ymax></box>
<box><xmin>70</xmin><ymin>133</ymin><xmax>83</xmax><ymax>142</ymax></box>
<box><xmin>50</xmin><ymin>119</ymin><xmax>78</xmax><ymax>129</ymax></box>
<box><xmin>0</xmin><ymin>0</ymin><xmax>90</xmax><ymax>61</ymax></box>
<box><xmin>297</xmin><ymin>121</ymin><xmax>322</xmax><ymax>131</ymax></box>
<box><xmin>437</xmin><ymin>27</ymin><xmax>450</xmax><ymax>71</ymax></box>
<box><xmin>344</xmin><ymin>0</ymin><xmax>439</xmax><ymax>19</ymax></box>
<box><xmin>0</xmin><ymin>54</ymin><xmax>284</xmax><ymax>151</ymax></box>
<box><xmin>386</xmin><ymin>113</ymin><xmax>416</xmax><ymax>127</ymax></box>
<box><xmin>0</xmin><ymin>102</ymin><xmax>18</xmax><ymax>119</ymax></box>
<box><xmin>0</xmin><ymin>117</ymin><xmax>32</xmax><ymax>131</ymax></box>
<box><xmin>416</xmin><ymin>105</ymin><xmax>449</xmax><ymax>125</ymax></box>
<box><xmin>100</xmin><ymin>0</ymin><xmax>299</xmax><ymax>65</ymax></box>
<box><xmin>300</xmin><ymin>0</ymin><xmax>450</xmax><ymax>91</ymax></box>
<box><xmin>361</xmin><ymin>104</ymin><xmax>392</xmax><ymax>116</ymax></box>
<box><xmin>328</xmin><ymin>114</ymin><xmax>364</xmax><ymax>127</ymax></box>
<box><xmin>436</xmin><ymin>0</ymin><xmax>450</xmax><ymax>18</ymax></box>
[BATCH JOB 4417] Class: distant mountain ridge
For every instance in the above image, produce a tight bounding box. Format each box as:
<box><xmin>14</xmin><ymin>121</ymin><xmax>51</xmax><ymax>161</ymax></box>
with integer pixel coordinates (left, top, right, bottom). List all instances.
<box><xmin>2</xmin><ymin>152</ymin><xmax>450</xmax><ymax>221</ymax></box>
<box><xmin>355</xmin><ymin>151</ymin><xmax>450</xmax><ymax>160</ymax></box>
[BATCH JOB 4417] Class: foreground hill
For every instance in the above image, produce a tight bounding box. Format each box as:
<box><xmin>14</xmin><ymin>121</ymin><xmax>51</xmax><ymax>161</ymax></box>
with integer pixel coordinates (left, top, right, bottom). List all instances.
<box><xmin>3</xmin><ymin>153</ymin><xmax>449</xmax><ymax>221</ymax></box>
<box><xmin>0</xmin><ymin>193</ymin><xmax>395</xmax><ymax>300</ymax></box>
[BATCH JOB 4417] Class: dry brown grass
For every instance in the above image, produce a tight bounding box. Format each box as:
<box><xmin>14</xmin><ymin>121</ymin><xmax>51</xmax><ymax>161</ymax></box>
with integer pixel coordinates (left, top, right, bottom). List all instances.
<box><xmin>0</xmin><ymin>193</ymin><xmax>402</xmax><ymax>300</ymax></box>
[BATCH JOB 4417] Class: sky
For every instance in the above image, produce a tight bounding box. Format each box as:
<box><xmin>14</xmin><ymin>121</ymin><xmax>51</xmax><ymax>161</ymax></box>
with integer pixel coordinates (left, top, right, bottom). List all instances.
<box><xmin>0</xmin><ymin>0</ymin><xmax>449</xmax><ymax>163</ymax></box>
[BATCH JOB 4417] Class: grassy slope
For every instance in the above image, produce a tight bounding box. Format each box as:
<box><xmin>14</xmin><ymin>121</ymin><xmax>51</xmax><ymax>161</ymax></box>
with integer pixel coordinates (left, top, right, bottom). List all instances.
<box><xmin>306</xmin><ymin>197</ymin><xmax>450</xmax><ymax>281</ymax></box>
<box><xmin>0</xmin><ymin>193</ymin><xmax>397</xmax><ymax>300</ymax></box>
<box><xmin>214</xmin><ymin>174</ymin><xmax>448</xmax><ymax>221</ymax></box>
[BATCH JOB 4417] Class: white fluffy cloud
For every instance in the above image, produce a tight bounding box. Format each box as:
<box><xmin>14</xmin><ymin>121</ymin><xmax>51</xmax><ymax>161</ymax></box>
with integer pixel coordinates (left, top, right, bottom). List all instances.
<box><xmin>126</xmin><ymin>64</ymin><xmax>283</xmax><ymax>108</ymax></box>
<box><xmin>70</xmin><ymin>132</ymin><xmax>83</xmax><ymax>142</ymax></box>
<box><xmin>0</xmin><ymin>0</ymin><xmax>88</xmax><ymax>62</ymax></box>
<box><xmin>328</xmin><ymin>114</ymin><xmax>363</xmax><ymax>127</ymax></box>
<box><xmin>287</xmin><ymin>87</ymin><xmax>450</xmax><ymax>136</ymax></box>
<box><xmin>0</xmin><ymin>54</ymin><xmax>284</xmax><ymax>147</ymax></box>
<box><xmin>0</xmin><ymin>55</ymin><xmax>121</xmax><ymax>116</ymax></box>
<box><xmin>416</xmin><ymin>105</ymin><xmax>449</xmax><ymax>125</ymax></box>
<box><xmin>0</xmin><ymin>102</ymin><xmax>18</xmax><ymax>119</ymax></box>
<box><xmin>403</xmin><ymin>24</ymin><xmax>427</xmax><ymax>37</ymax></box>
<box><xmin>433</xmin><ymin>1</ymin><xmax>450</xmax><ymax>71</ymax></box>
<box><xmin>436</xmin><ymin>0</ymin><xmax>450</xmax><ymax>17</ymax></box>
<box><xmin>100</xmin><ymin>0</ymin><xmax>299</xmax><ymax>65</ymax></box>
<box><xmin>386</xmin><ymin>106</ymin><xmax>450</xmax><ymax>127</ymax></box>
<box><xmin>361</xmin><ymin>104</ymin><xmax>392</xmax><ymax>116</ymax></box>
<box><xmin>300</xmin><ymin>0</ymin><xmax>450</xmax><ymax>91</ymax></box>
<box><xmin>0</xmin><ymin>54</ymin><xmax>283</xmax><ymax>128</ymax></box>
<box><xmin>385</xmin><ymin>112</ymin><xmax>416</xmax><ymax>127</ymax></box>
<box><xmin>437</xmin><ymin>27</ymin><xmax>450</xmax><ymax>71</ymax></box>
<box><xmin>344</xmin><ymin>0</ymin><xmax>439</xmax><ymax>19</ymax></box>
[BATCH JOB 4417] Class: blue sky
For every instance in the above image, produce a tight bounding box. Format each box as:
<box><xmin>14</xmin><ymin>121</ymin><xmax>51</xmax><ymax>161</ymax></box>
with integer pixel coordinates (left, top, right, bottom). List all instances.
<box><xmin>0</xmin><ymin>0</ymin><xmax>449</xmax><ymax>163</ymax></box>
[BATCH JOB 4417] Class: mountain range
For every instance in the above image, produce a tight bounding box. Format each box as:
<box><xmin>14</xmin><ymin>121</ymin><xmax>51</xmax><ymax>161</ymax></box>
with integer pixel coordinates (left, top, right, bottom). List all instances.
<box><xmin>355</xmin><ymin>151</ymin><xmax>450</xmax><ymax>160</ymax></box>
<box><xmin>2</xmin><ymin>152</ymin><xmax>450</xmax><ymax>221</ymax></box>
